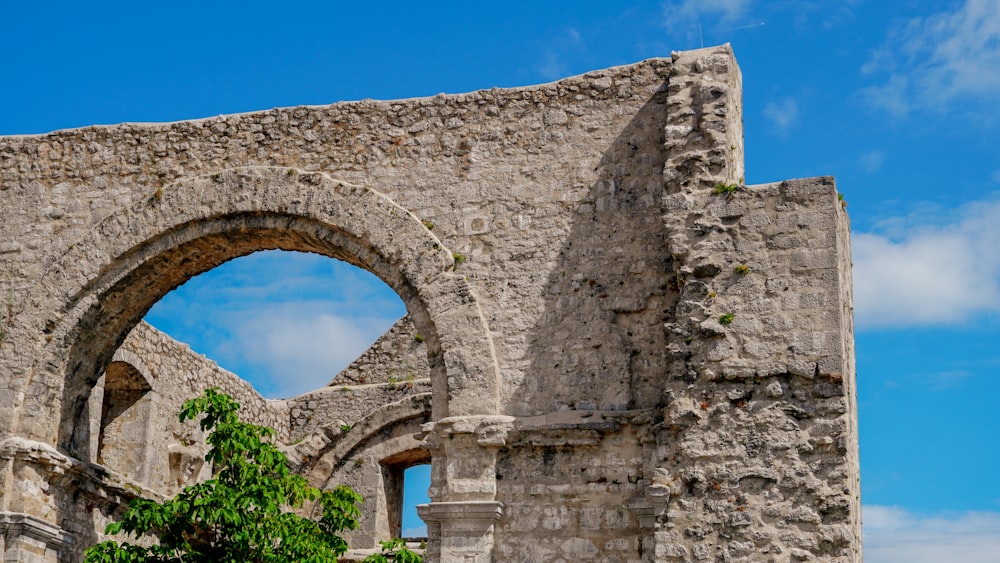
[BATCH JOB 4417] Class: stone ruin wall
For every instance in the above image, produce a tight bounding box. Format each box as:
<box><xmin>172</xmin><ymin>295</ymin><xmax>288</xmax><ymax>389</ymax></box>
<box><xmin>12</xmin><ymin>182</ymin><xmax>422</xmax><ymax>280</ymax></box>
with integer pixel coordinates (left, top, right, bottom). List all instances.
<box><xmin>0</xmin><ymin>44</ymin><xmax>860</xmax><ymax>562</ymax></box>
<box><xmin>90</xmin><ymin>318</ymin><xmax>433</xmax><ymax>557</ymax></box>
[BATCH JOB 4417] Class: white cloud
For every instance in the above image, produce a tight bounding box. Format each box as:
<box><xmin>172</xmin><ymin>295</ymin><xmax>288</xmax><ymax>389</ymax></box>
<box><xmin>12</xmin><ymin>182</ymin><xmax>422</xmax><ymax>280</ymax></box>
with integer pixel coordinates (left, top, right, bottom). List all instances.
<box><xmin>853</xmin><ymin>199</ymin><xmax>1000</xmax><ymax>328</ymax></box>
<box><xmin>145</xmin><ymin>250</ymin><xmax>406</xmax><ymax>399</ymax></box>
<box><xmin>538</xmin><ymin>51</ymin><xmax>567</xmax><ymax>81</ymax></box>
<box><xmin>859</xmin><ymin>149</ymin><xmax>885</xmax><ymax>172</ymax></box>
<box><xmin>662</xmin><ymin>0</ymin><xmax>753</xmax><ymax>40</ymax></box>
<box><xmin>860</xmin><ymin>0</ymin><xmax>1000</xmax><ymax>118</ymax></box>
<box><xmin>762</xmin><ymin>97</ymin><xmax>799</xmax><ymax>132</ymax></box>
<box><xmin>536</xmin><ymin>28</ymin><xmax>586</xmax><ymax>81</ymax></box>
<box><xmin>864</xmin><ymin>505</ymin><xmax>1000</xmax><ymax>563</ymax></box>
<box><xmin>861</xmin><ymin>75</ymin><xmax>912</xmax><ymax>119</ymax></box>
<box><xmin>221</xmin><ymin>308</ymin><xmax>399</xmax><ymax>398</ymax></box>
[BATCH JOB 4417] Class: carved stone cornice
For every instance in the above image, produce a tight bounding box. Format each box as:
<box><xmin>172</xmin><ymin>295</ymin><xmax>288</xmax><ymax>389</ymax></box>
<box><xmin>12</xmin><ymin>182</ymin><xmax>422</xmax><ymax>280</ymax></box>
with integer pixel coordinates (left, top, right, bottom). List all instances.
<box><xmin>0</xmin><ymin>511</ymin><xmax>72</xmax><ymax>549</ymax></box>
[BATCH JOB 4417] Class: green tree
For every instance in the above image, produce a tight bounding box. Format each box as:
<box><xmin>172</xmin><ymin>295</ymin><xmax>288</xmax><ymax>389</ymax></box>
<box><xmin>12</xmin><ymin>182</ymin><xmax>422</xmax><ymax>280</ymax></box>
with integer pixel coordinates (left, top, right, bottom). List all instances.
<box><xmin>84</xmin><ymin>388</ymin><xmax>421</xmax><ymax>563</ymax></box>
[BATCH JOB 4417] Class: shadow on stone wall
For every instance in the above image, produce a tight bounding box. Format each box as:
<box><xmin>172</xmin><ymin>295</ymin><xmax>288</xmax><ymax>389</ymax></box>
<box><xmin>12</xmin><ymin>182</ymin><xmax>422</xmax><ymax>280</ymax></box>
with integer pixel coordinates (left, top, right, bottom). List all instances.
<box><xmin>513</xmin><ymin>79</ymin><xmax>678</xmax><ymax>416</ymax></box>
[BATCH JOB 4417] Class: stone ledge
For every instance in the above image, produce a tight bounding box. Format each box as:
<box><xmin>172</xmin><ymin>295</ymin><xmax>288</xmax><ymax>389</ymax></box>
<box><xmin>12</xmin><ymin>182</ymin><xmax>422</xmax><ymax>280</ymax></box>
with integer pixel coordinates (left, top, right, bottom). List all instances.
<box><xmin>0</xmin><ymin>511</ymin><xmax>73</xmax><ymax>548</ymax></box>
<box><xmin>417</xmin><ymin>501</ymin><xmax>504</xmax><ymax>527</ymax></box>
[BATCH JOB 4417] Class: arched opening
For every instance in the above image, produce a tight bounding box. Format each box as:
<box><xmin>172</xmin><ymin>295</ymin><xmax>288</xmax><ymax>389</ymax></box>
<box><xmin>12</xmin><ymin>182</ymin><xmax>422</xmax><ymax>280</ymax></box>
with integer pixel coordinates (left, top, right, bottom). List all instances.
<box><xmin>93</xmin><ymin>360</ymin><xmax>154</xmax><ymax>483</ymax></box>
<box><xmin>380</xmin><ymin>450</ymin><xmax>432</xmax><ymax>541</ymax></box>
<box><xmin>33</xmin><ymin>168</ymin><xmax>500</xmax><ymax>556</ymax></box>
<box><xmin>141</xmin><ymin>249</ymin><xmax>407</xmax><ymax>399</ymax></box>
<box><xmin>56</xmin><ymin>211</ymin><xmax>443</xmax><ymax>461</ymax></box>
<box><xmin>296</xmin><ymin>394</ymin><xmax>432</xmax><ymax>549</ymax></box>
<box><xmin>82</xmin><ymin>247</ymin><xmax>424</xmax><ymax>499</ymax></box>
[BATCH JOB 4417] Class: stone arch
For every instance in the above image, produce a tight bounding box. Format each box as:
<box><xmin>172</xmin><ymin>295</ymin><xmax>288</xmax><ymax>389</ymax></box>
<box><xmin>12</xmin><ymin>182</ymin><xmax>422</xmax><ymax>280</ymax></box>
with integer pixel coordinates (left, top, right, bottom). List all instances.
<box><xmin>92</xmin><ymin>359</ymin><xmax>155</xmax><ymax>483</ymax></box>
<box><xmin>301</xmin><ymin>393</ymin><xmax>432</xmax><ymax>549</ymax></box>
<box><xmin>108</xmin><ymin>348</ymin><xmax>154</xmax><ymax>386</ymax></box>
<box><xmin>297</xmin><ymin>393</ymin><xmax>433</xmax><ymax>480</ymax></box>
<box><xmin>84</xmin><ymin>349</ymin><xmax>156</xmax><ymax>461</ymax></box>
<box><xmin>29</xmin><ymin>166</ymin><xmax>499</xmax><ymax>459</ymax></box>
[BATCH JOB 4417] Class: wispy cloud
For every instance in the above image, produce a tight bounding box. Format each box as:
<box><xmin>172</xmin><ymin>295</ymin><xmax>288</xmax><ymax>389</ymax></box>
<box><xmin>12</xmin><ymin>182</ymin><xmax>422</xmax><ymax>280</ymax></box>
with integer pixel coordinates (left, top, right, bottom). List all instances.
<box><xmin>662</xmin><ymin>0</ymin><xmax>753</xmax><ymax>41</ymax></box>
<box><xmin>917</xmin><ymin>369</ymin><xmax>974</xmax><ymax>391</ymax></box>
<box><xmin>864</xmin><ymin>505</ymin><xmax>1000</xmax><ymax>563</ymax></box>
<box><xmin>536</xmin><ymin>28</ymin><xmax>586</xmax><ymax>81</ymax></box>
<box><xmin>218</xmin><ymin>308</ymin><xmax>397</xmax><ymax>398</ymax></box>
<box><xmin>859</xmin><ymin>149</ymin><xmax>885</xmax><ymax>172</ymax></box>
<box><xmin>537</xmin><ymin>52</ymin><xmax>568</xmax><ymax>82</ymax></box>
<box><xmin>762</xmin><ymin>97</ymin><xmax>799</xmax><ymax>133</ymax></box>
<box><xmin>145</xmin><ymin>250</ymin><xmax>406</xmax><ymax>398</ymax></box>
<box><xmin>860</xmin><ymin>0</ymin><xmax>1000</xmax><ymax>119</ymax></box>
<box><xmin>784</xmin><ymin>0</ymin><xmax>858</xmax><ymax>30</ymax></box>
<box><xmin>853</xmin><ymin>198</ymin><xmax>1000</xmax><ymax>328</ymax></box>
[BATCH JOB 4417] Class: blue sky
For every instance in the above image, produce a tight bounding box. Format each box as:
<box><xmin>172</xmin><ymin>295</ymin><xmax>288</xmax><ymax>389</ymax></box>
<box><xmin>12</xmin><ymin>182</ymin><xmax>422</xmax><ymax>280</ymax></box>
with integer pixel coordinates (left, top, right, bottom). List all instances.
<box><xmin>4</xmin><ymin>1</ymin><xmax>1000</xmax><ymax>559</ymax></box>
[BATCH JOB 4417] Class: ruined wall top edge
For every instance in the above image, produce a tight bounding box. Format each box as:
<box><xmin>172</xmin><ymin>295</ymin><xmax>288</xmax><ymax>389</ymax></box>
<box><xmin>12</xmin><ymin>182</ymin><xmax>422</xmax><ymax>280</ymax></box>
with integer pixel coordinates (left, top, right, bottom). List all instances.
<box><xmin>0</xmin><ymin>54</ymin><xmax>692</xmax><ymax>140</ymax></box>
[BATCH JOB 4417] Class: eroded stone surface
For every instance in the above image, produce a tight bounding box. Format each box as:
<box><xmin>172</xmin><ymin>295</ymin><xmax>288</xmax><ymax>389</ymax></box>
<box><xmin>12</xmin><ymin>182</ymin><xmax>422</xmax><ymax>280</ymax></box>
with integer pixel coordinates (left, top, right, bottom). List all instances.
<box><xmin>0</xmin><ymin>44</ymin><xmax>860</xmax><ymax>562</ymax></box>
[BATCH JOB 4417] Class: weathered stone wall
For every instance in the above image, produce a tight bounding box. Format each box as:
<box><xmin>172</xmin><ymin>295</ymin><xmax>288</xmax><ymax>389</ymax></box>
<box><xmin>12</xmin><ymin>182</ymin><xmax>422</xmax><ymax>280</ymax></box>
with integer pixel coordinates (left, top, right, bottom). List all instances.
<box><xmin>105</xmin><ymin>323</ymin><xmax>287</xmax><ymax>491</ymax></box>
<box><xmin>0</xmin><ymin>44</ymin><xmax>860</xmax><ymax>562</ymax></box>
<box><xmin>118</xmin><ymin>322</ymin><xmax>286</xmax><ymax>430</ymax></box>
<box><xmin>327</xmin><ymin>316</ymin><xmax>430</xmax><ymax>387</ymax></box>
<box><xmin>0</xmin><ymin>312</ymin><xmax>433</xmax><ymax>561</ymax></box>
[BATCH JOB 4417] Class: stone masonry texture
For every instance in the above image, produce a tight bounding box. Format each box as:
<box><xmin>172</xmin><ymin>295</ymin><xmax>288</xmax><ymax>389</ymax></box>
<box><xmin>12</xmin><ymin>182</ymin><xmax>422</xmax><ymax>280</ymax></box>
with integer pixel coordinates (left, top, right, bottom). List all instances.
<box><xmin>0</xmin><ymin>44</ymin><xmax>860</xmax><ymax>562</ymax></box>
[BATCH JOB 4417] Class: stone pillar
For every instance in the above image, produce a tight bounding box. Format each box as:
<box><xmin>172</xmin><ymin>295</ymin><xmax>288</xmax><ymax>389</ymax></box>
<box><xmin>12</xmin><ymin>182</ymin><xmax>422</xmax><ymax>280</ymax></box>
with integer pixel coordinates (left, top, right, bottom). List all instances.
<box><xmin>662</xmin><ymin>44</ymin><xmax>744</xmax><ymax>193</ymax></box>
<box><xmin>417</xmin><ymin>416</ymin><xmax>511</xmax><ymax>562</ymax></box>
<box><xmin>0</xmin><ymin>512</ymin><xmax>71</xmax><ymax>563</ymax></box>
<box><xmin>0</xmin><ymin>438</ymin><xmax>76</xmax><ymax>563</ymax></box>
<box><xmin>628</xmin><ymin>485</ymin><xmax>675</xmax><ymax>562</ymax></box>
<box><xmin>417</xmin><ymin>501</ymin><xmax>502</xmax><ymax>563</ymax></box>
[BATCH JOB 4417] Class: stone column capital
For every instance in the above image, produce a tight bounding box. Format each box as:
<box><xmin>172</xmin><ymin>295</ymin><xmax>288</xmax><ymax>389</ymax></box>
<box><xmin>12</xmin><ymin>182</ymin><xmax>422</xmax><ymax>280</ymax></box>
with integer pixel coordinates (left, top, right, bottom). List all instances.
<box><xmin>0</xmin><ymin>511</ymin><xmax>73</xmax><ymax>559</ymax></box>
<box><xmin>627</xmin><ymin>485</ymin><xmax>671</xmax><ymax>529</ymax></box>
<box><xmin>417</xmin><ymin>501</ymin><xmax>504</xmax><ymax>528</ymax></box>
<box><xmin>417</xmin><ymin>502</ymin><xmax>504</xmax><ymax>562</ymax></box>
<box><xmin>419</xmin><ymin>415</ymin><xmax>515</xmax><ymax>448</ymax></box>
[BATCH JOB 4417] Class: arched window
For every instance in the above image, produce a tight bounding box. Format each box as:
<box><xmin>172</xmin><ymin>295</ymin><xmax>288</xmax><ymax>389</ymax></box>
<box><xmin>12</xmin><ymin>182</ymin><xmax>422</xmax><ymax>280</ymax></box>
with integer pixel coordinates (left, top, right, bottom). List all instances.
<box><xmin>95</xmin><ymin>360</ymin><xmax>153</xmax><ymax>483</ymax></box>
<box><xmin>380</xmin><ymin>450</ymin><xmax>432</xmax><ymax>541</ymax></box>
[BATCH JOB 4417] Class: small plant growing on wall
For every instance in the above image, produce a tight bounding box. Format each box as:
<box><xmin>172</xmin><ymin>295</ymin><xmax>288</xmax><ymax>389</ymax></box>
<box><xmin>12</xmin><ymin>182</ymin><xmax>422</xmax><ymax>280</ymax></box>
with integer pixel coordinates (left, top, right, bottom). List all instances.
<box><xmin>713</xmin><ymin>182</ymin><xmax>740</xmax><ymax>196</ymax></box>
<box><xmin>718</xmin><ymin>313</ymin><xmax>735</xmax><ymax>326</ymax></box>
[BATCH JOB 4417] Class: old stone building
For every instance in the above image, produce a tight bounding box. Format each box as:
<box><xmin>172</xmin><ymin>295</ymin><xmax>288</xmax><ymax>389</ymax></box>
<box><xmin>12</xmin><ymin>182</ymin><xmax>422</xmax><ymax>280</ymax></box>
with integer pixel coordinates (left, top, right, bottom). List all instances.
<box><xmin>0</xmin><ymin>44</ymin><xmax>860</xmax><ymax>561</ymax></box>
